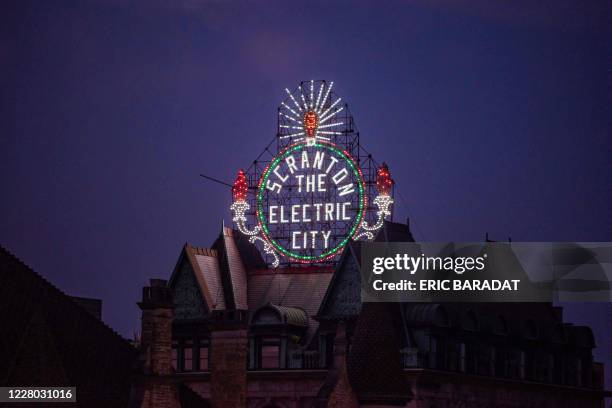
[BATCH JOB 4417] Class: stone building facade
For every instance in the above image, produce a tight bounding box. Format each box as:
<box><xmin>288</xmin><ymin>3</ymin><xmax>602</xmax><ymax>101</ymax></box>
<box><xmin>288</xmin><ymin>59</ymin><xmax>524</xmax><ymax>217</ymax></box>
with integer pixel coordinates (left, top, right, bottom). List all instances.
<box><xmin>133</xmin><ymin>222</ymin><xmax>608</xmax><ymax>408</ymax></box>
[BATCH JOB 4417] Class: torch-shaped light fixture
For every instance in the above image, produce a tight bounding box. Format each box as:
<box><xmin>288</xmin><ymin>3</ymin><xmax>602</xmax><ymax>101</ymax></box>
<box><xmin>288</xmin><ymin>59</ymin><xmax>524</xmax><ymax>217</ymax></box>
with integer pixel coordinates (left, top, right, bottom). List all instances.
<box><xmin>232</xmin><ymin>169</ymin><xmax>248</xmax><ymax>202</ymax></box>
<box><xmin>376</xmin><ymin>162</ymin><xmax>393</xmax><ymax>196</ymax></box>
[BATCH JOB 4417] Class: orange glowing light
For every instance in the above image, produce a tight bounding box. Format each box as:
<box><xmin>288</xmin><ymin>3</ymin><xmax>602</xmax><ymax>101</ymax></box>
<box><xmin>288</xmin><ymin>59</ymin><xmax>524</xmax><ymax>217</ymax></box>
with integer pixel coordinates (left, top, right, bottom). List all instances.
<box><xmin>304</xmin><ymin>110</ymin><xmax>318</xmax><ymax>137</ymax></box>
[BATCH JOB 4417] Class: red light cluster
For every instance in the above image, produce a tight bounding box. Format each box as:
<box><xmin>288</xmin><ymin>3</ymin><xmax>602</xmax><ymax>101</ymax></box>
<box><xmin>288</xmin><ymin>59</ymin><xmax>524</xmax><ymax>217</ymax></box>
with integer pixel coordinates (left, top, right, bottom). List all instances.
<box><xmin>376</xmin><ymin>162</ymin><xmax>393</xmax><ymax>195</ymax></box>
<box><xmin>232</xmin><ymin>169</ymin><xmax>249</xmax><ymax>202</ymax></box>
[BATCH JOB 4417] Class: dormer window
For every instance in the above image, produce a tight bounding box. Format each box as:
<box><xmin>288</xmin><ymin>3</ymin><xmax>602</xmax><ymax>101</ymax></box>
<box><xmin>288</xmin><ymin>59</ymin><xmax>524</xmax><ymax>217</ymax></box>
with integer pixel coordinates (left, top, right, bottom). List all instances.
<box><xmin>249</xmin><ymin>303</ymin><xmax>308</xmax><ymax>370</ymax></box>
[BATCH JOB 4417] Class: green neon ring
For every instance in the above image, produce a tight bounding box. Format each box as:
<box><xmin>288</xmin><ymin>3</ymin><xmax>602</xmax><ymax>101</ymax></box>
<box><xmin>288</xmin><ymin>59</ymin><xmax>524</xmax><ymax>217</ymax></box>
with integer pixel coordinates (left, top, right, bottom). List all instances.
<box><xmin>256</xmin><ymin>141</ymin><xmax>366</xmax><ymax>263</ymax></box>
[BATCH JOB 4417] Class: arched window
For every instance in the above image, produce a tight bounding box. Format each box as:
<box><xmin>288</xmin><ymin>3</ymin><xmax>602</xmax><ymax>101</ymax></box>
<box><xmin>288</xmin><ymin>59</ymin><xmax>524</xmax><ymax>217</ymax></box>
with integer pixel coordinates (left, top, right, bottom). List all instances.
<box><xmin>493</xmin><ymin>315</ymin><xmax>508</xmax><ymax>335</ymax></box>
<box><xmin>434</xmin><ymin>306</ymin><xmax>450</xmax><ymax>327</ymax></box>
<box><xmin>524</xmin><ymin>319</ymin><xmax>538</xmax><ymax>339</ymax></box>
<box><xmin>462</xmin><ymin>310</ymin><xmax>479</xmax><ymax>332</ymax></box>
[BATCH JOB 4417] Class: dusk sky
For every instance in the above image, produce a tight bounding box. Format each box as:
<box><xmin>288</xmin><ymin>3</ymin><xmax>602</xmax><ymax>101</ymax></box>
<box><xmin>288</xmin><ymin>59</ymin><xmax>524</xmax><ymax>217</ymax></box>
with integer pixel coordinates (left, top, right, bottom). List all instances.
<box><xmin>1</xmin><ymin>0</ymin><xmax>610</xmax><ymax>387</ymax></box>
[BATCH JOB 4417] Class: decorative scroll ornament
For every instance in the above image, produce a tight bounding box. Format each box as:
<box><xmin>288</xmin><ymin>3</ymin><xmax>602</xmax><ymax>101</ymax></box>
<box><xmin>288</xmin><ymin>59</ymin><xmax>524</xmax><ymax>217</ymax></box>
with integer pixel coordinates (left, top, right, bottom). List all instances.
<box><xmin>353</xmin><ymin>163</ymin><xmax>394</xmax><ymax>241</ymax></box>
<box><xmin>230</xmin><ymin>170</ymin><xmax>280</xmax><ymax>267</ymax></box>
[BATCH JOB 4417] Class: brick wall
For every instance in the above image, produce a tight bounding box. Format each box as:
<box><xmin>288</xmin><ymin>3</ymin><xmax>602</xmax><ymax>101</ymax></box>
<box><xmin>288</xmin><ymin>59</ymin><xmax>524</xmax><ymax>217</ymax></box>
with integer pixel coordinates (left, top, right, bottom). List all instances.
<box><xmin>327</xmin><ymin>366</ymin><xmax>359</xmax><ymax>408</ymax></box>
<box><xmin>141</xmin><ymin>308</ymin><xmax>174</xmax><ymax>376</ymax></box>
<box><xmin>137</xmin><ymin>280</ymin><xmax>180</xmax><ymax>408</ymax></box>
<box><xmin>210</xmin><ymin>329</ymin><xmax>248</xmax><ymax>408</ymax></box>
<box><xmin>139</xmin><ymin>384</ymin><xmax>180</xmax><ymax>408</ymax></box>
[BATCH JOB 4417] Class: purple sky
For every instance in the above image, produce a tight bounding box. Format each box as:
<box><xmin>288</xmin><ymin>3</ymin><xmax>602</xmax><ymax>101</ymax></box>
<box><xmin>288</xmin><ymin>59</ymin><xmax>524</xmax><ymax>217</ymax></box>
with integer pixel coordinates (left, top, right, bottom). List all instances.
<box><xmin>1</xmin><ymin>0</ymin><xmax>610</xmax><ymax>390</ymax></box>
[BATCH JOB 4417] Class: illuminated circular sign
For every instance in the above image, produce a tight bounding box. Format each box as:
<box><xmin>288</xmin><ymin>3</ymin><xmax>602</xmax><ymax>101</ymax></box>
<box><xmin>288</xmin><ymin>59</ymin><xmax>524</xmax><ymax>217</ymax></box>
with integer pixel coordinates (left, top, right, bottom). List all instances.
<box><xmin>230</xmin><ymin>80</ymin><xmax>394</xmax><ymax>267</ymax></box>
<box><xmin>256</xmin><ymin>141</ymin><xmax>365</xmax><ymax>263</ymax></box>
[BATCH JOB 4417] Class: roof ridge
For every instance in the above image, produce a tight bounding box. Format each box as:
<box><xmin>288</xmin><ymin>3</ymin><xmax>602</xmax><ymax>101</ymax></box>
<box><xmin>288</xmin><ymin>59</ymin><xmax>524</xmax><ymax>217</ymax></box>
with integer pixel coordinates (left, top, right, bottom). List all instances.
<box><xmin>0</xmin><ymin>245</ymin><xmax>134</xmax><ymax>348</ymax></box>
<box><xmin>185</xmin><ymin>244</ymin><xmax>218</xmax><ymax>257</ymax></box>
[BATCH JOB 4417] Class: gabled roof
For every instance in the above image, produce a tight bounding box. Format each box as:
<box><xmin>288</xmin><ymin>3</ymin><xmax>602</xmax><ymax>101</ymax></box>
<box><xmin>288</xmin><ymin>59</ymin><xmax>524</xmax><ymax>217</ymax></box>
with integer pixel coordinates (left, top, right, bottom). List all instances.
<box><xmin>218</xmin><ymin>227</ymin><xmax>248</xmax><ymax>310</ymax></box>
<box><xmin>166</xmin><ymin>221</ymin><xmax>416</xmax><ymax>327</ymax></box>
<box><xmin>316</xmin><ymin>241</ymin><xmax>362</xmax><ymax>320</ymax></box>
<box><xmin>170</xmin><ymin>227</ymin><xmax>253</xmax><ymax>313</ymax></box>
<box><xmin>186</xmin><ymin>245</ymin><xmax>226</xmax><ymax>310</ymax></box>
<box><xmin>168</xmin><ymin>244</ymin><xmax>225</xmax><ymax>315</ymax></box>
<box><xmin>316</xmin><ymin>221</ymin><xmax>417</xmax><ymax>321</ymax></box>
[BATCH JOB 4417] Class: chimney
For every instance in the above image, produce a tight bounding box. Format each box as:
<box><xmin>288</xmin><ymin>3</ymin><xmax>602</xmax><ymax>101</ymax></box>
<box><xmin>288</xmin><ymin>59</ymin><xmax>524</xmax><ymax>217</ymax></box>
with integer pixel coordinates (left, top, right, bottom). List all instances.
<box><xmin>135</xmin><ymin>279</ymin><xmax>180</xmax><ymax>408</ymax></box>
<box><xmin>209</xmin><ymin>309</ymin><xmax>249</xmax><ymax>408</ymax></box>
<box><xmin>316</xmin><ymin>321</ymin><xmax>359</xmax><ymax>407</ymax></box>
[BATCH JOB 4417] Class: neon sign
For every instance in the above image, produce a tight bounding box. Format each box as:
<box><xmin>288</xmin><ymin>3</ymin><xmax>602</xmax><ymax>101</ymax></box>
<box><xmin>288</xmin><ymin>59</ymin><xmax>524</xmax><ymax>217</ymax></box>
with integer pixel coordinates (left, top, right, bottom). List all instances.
<box><xmin>256</xmin><ymin>141</ymin><xmax>365</xmax><ymax>262</ymax></box>
<box><xmin>231</xmin><ymin>81</ymin><xmax>393</xmax><ymax>267</ymax></box>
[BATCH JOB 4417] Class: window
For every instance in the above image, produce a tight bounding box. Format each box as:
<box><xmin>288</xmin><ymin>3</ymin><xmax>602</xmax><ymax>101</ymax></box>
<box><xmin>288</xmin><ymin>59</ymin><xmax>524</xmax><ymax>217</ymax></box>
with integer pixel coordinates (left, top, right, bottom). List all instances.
<box><xmin>462</xmin><ymin>310</ymin><xmax>479</xmax><ymax>332</ymax></box>
<box><xmin>199</xmin><ymin>346</ymin><xmax>209</xmax><ymax>371</ymax></box>
<box><xmin>553</xmin><ymin>353</ymin><xmax>564</xmax><ymax>384</ymax></box>
<box><xmin>519</xmin><ymin>350</ymin><xmax>526</xmax><ymax>380</ymax></box>
<box><xmin>171</xmin><ymin>344</ymin><xmax>178</xmax><ymax>371</ymax></box>
<box><xmin>429</xmin><ymin>336</ymin><xmax>438</xmax><ymax>369</ymax></box>
<box><xmin>459</xmin><ymin>343</ymin><xmax>466</xmax><ymax>372</ymax></box>
<box><xmin>254</xmin><ymin>336</ymin><xmax>283</xmax><ymax>369</ymax></box>
<box><xmin>458</xmin><ymin>342</ymin><xmax>478</xmax><ymax>374</ymax></box>
<box><xmin>495</xmin><ymin>347</ymin><xmax>507</xmax><ymax>377</ymax></box>
<box><xmin>401</xmin><ymin>347</ymin><xmax>419</xmax><ymax>368</ymax></box>
<box><xmin>566</xmin><ymin>356</ymin><xmax>582</xmax><ymax>386</ymax></box>
<box><xmin>446</xmin><ymin>342</ymin><xmax>459</xmax><ymax>371</ymax></box>
<box><xmin>261</xmin><ymin>345</ymin><xmax>280</xmax><ymax>369</ymax></box>
<box><xmin>325</xmin><ymin>333</ymin><xmax>335</xmax><ymax>368</ymax></box>
<box><xmin>525</xmin><ymin>320</ymin><xmax>538</xmax><ymax>339</ymax></box>
<box><xmin>547</xmin><ymin>354</ymin><xmax>554</xmax><ymax>383</ymax></box>
<box><xmin>434</xmin><ymin>307</ymin><xmax>450</xmax><ymax>327</ymax></box>
<box><xmin>505</xmin><ymin>349</ymin><xmax>525</xmax><ymax>380</ymax></box>
<box><xmin>183</xmin><ymin>342</ymin><xmax>193</xmax><ymax>371</ymax></box>
<box><xmin>477</xmin><ymin>345</ymin><xmax>494</xmax><ymax>376</ymax></box>
<box><xmin>535</xmin><ymin>352</ymin><xmax>552</xmax><ymax>383</ymax></box>
<box><xmin>489</xmin><ymin>346</ymin><xmax>496</xmax><ymax>376</ymax></box>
